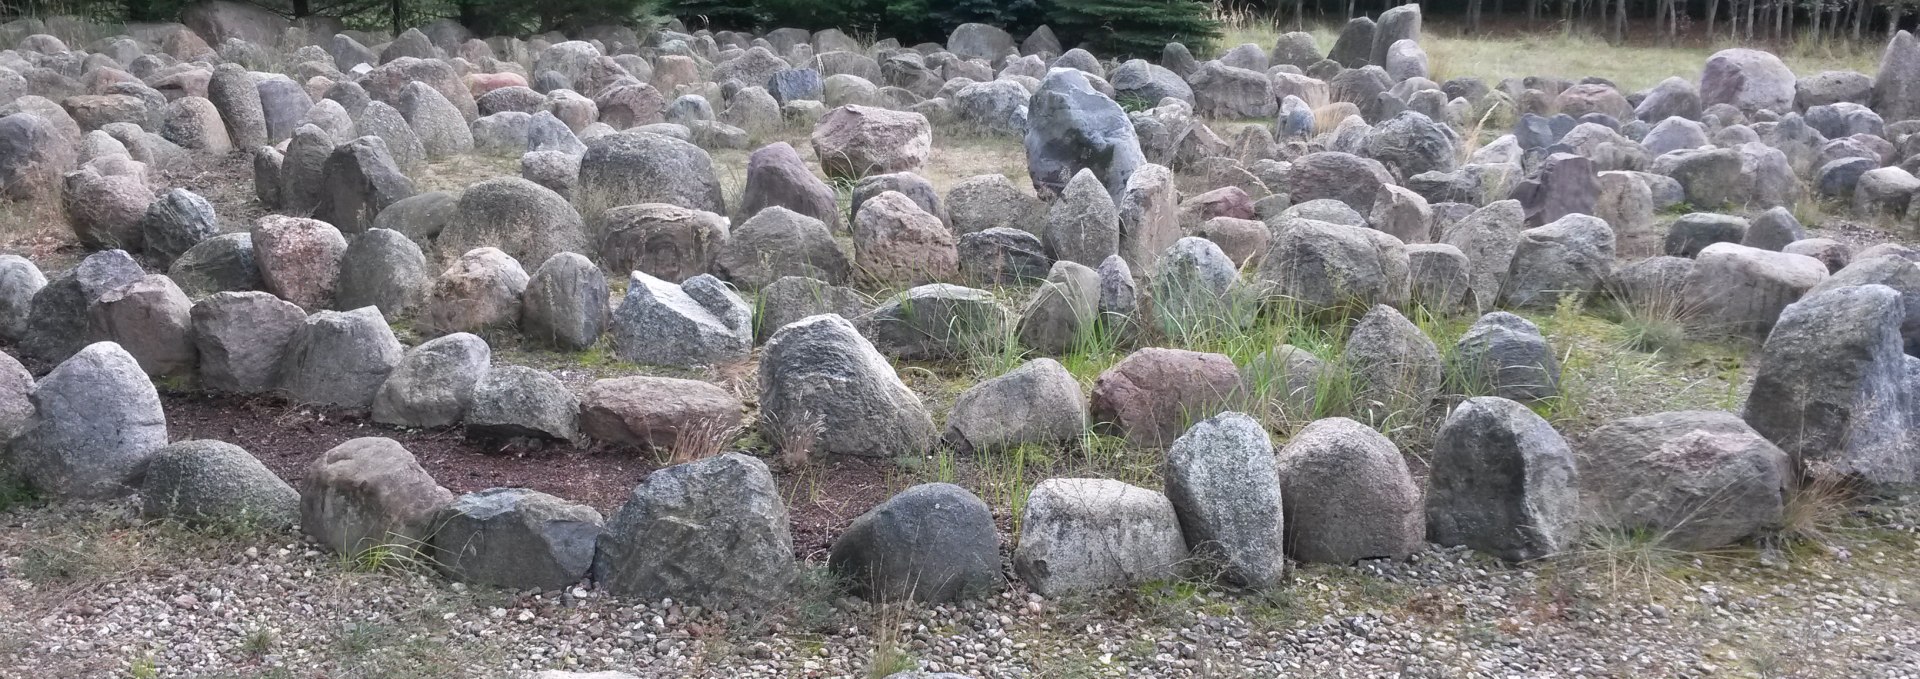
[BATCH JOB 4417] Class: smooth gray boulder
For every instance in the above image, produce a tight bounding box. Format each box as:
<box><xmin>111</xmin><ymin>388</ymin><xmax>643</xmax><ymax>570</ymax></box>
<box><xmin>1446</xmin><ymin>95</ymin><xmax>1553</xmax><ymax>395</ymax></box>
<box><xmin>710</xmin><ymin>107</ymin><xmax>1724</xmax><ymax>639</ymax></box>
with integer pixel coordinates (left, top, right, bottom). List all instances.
<box><xmin>592</xmin><ymin>453</ymin><xmax>795</xmax><ymax>609</ymax></box>
<box><xmin>301</xmin><ymin>437</ymin><xmax>455</xmax><ymax>556</ymax></box>
<box><xmin>465</xmin><ymin>365</ymin><xmax>580</xmax><ymax>442</ymax></box>
<box><xmin>1042</xmin><ymin>168</ymin><xmax>1120</xmax><ymax>267</ymax></box>
<box><xmin>335</xmin><ymin>228</ymin><xmax>428</xmax><ymax>316</ymax></box>
<box><xmin>758</xmin><ymin>314</ymin><xmax>935</xmax><ymax>458</ymax></box>
<box><xmin>1024</xmin><ymin>69</ymin><xmax>1144</xmax><ymax>203</ymax></box>
<box><xmin>713</xmin><ymin>206</ymin><xmax>849</xmax><ymax>288</ymax></box>
<box><xmin>279</xmin><ymin>306</ymin><xmax>405</xmax><ymax>409</ymax></box>
<box><xmin>520</xmin><ymin>252</ymin><xmax>607</xmax><ymax>351</ymax></box>
<box><xmin>372</xmin><ymin>332</ymin><xmax>490</xmax><ymax>429</ymax></box>
<box><xmin>1275</xmin><ymin>417</ymin><xmax>1423</xmax><ymax>563</ymax></box>
<box><xmin>439</xmin><ymin>177</ymin><xmax>588</xmax><ymax>276</ymax></box>
<box><xmin>1580</xmin><ymin>411</ymin><xmax>1789</xmax><ymax>550</ymax></box>
<box><xmin>829</xmin><ymin>483</ymin><xmax>1003</xmax><ymax>603</ymax></box>
<box><xmin>0</xmin><ymin>351</ymin><xmax>29</xmax><ymax>444</ymax></box>
<box><xmin>942</xmin><ymin>357</ymin><xmax>1087</xmax><ymax>454</ymax></box>
<box><xmin>432</xmin><ymin>488</ymin><xmax>604</xmax><ymax>591</ymax></box>
<box><xmin>10</xmin><ymin>342</ymin><xmax>167</xmax><ymax>499</ymax></box>
<box><xmin>1453</xmin><ymin>312</ymin><xmax>1559</xmax><ymax>402</ymax></box>
<box><xmin>1257</xmin><ymin>219</ymin><xmax>1410</xmax><ymax>311</ymax></box>
<box><xmin>0</xmin><ymin>254</ymin><xmax>45</xmax><ymax>342</ymax></box>
<box><xmin>1163</xmin><ymin>412</ymin><xmax>1284</xmax><ymax>588</ymax></box>
<box><xmin>1343</xmin><ymin>304</ymin><xmax>1443</xmax><ymax>420</ymax></box>
<box><xmin>752</xmin><ymin>275</ymin><xmax>869</xmax><ymax>343</ymax></box>
<box><xmin>1012</xmin><ymin>478</ymin><xmax>1188</xmax><ymax>596</ymax></box>
<box><xmin>1499</xmin><ymin>213</ymin><xmax>1615</xmax><ymax>310</ymax></box>
<box><xmin>141</xmin><ymin>439</ymin><xmax>298</xmax><ymax>529</ymax></box>
<box><xmin>169</xmin><ymin>232</ymin><xmax>260</xmax><ymax>296</ymax></box>
<box><xmin>1425</xmin><ymin>397</ymin><xmax>1579</xmax><ymax>561</ymax></box>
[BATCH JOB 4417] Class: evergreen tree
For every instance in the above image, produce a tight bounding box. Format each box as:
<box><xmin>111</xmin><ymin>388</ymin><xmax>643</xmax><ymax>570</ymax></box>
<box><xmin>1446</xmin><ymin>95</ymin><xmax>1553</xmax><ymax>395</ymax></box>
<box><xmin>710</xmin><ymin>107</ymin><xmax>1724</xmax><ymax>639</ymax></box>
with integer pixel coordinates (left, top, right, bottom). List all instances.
<box><xmin>1048</xmin><ymin>0</ymin><xmax>1220</xmax><ymax>60</ymax></box>
<box><xmin>668</xmin><ymin>0</ymin><xmax>765</xmax><ymax>31</ymax></box>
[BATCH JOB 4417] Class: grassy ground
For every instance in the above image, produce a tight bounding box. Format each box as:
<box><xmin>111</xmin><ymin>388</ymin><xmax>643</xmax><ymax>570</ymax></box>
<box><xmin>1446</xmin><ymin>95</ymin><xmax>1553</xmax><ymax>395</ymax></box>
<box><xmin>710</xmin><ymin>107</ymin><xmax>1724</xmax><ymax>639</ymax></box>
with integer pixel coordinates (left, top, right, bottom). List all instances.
<box><xmin>1213</xmin><ymin>14</ymin><xmax>1880</xmax><ymax>92</ymax></box>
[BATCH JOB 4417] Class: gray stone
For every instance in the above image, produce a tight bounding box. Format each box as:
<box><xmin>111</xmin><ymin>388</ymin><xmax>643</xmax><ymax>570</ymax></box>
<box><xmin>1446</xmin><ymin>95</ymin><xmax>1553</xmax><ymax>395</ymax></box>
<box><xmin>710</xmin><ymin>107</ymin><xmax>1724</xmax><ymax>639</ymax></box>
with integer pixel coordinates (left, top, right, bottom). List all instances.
<box><xmin>592</xmin><ymin>453</ymin><xmax>796</xmax><ymax>609</ymax></box>
<box><xmin>189</xmin><ymin>291</ymin><xmax>303</xmax><ymax>393</ymax></box>
<box><xmin>1500</xmin><ymin>213</ymin><xmax>1615</xmax><ymax>310</ymax></box>
<box><xmin>759</xmin><ymin>314</ymin><xmax>935</xmax><ymax>458</ymax></box>
<box><xmin>1275</xmin><ymin>417</ymin><xmax>1422</xmax><ymax>563</ymax></box>
<box><xmin>1343</xmin><ymin>304</ymin><xmax>1443</xmax><ymax>420</ymax></box>
<box><xmin>598</xmin><ymin>203</ymin><xmax>728</xmax><ymax>284</ymax></box>
<box><xmin>252</xmin><ymin>215</ymin><xmax>346</xmax><ymax>311</ymax></box>
<box><xmin>1013</xmin><ymin>478</ymin><xmax>1188</xmax><ymax>595</ymax></box>
<box><xmin>1683</xmin><ymin>242</ymin><xmax>1829</xmax><ymax>339</ymax></box>
<box><xmin>1744</xmin><ymin>284</ymin><xmax>1916</xmax><ymax>487</ymax></box>
<box><xmin>356</xmin><ymin>100</ymin><xmax>426</xmax><ymax>169</ymax></box>
<box><xmin>753</xmin><ymin>275</ymin><xmax>868</xmax><ymax>344</ymax></box>
<box><xmin>854</xmin><ymin>191</ymin><xmax>957</xmax><ymax>286</ymax></box>
<box><xmin>1043</xmin><ymin>168</ymin><xmax>1120</xmax><ymax>267</ymax></box>
<box><xmin>1665</xmin><ymin>212</ymin><xmax>1749</xmax><ymax>258</ymax></box>
<box><xmin>280</xmin><ymin>306</ymin><xmax>405</xmax><ymax>409</ymax></box>
<box><xmin>577</xmin><ymin>130</ymin><xmax>727</xmax><ymax>222</ymax></box>
<box><xmin>611</xmin><ymin>272</ymin><xmax>751</xmax><ymax>369</ymax></box>
<box><xmin>1580</xmin><ymin>411</ymin><xmax>1789</xmax><ymax>550</ymax></box>
<box><xmin>1425</xmin><ymin>396</ymin><xmax>1578</xmax><ymax>561</ymax></box>
<box><xmin>139</xmin><ymin>188</ymin><xmax>218</xmax><ymax>267</ymax></box>
<box><xmin>336</xmin><ymin>228</ymin><xmax>428</xmax><ymax>316</ymax></box>
<box><xmin>1361</xmin><ymin>110</ymin><xmax>1457</xmax><ymax>180</ymax></box>
<box><xmin>829</xmin><ymin>483</ymin><xmax>1003</xmax><ymax>603</ymax></box>
<box><xmin>141</xmin><ymin>440</ymin><xmax>298</xmax><ymax>529</ymax></box>
<box><xmin>1257</xmin><ymin>219</ymin><xmax>1410</xmax><ymax>311</ymax></box>
<box><xmin>943</xmin><ymin>357</ymin><xmax>1086</xmax><ymax>454</ymax></box>
<box><xmin>11</xmin><ymin>342</ymin><xmax>167</xmax><ymax>499</ymax></box>
<box><xmin>948</xmin><ymin>173</ymin><xmax>1045</xmax><ymax>236</ymax></box>
<box><xmin>301</xmin><ymin>437</ymin><xmax>454</xmax><ymax>556</ymax></box>
<box><xmin>372</xmin><ymin>332</ymin><xmax>490</xmax><ymax>429</ymax></box>
<box><xmin>0</xmin><ymin>254</ymin><xmax>43</xmax><ymax>343</ymax></box>
<box><xmin>1281</xmin><ymin>151</ymin><xmax>1394</xmax><ymax>214</ymax></box>
<box><xmin>87</xmin><ymin>274</ymin><xmax>196</xmax><ymax>378</ymax></box>
<box><xmin>521</xmin><ymin>252</ymin><xmax>608</xmax><ymax>351</ymax></box>
<box><xmin>714</xmin><ymin>207</ymin><xmax>848</xmax><ymax>288</ymax></box>
<box><xmin>432</xmin><ymin>488</ymin><xmax>603</xmax><ymax>591</ymax></box>
<box><xmin>440</xmin><ymin>177</ymin><xmax>588</xmax><ymax>271</ymax></box>
<box><xmin>1874</xmin><ymin>30</ymin><xmax>1920</xmax><ymax>122</ymax></box>
<box><xmin>21</xmin><ymin>250</ymin><xmax>144</xmax><ymax>364</ymax></box>
<box><xmin>398</xmin><ymin>81</ymin><xmax>473</xmax><ymax>158</ymax></box>
<box><xmin>862</xmin><ymin>284</ymin><xmax>1005</xmax><ymax>361</ymax></box>
<box><xmin>1025</xmin><ymin>69</ymin><xmax>1144</xmax><ymax>202</ymax></box>
<box><xmin>424</xmin><ymin>247</ymin><xmax>528</xmax><ymax>335</ymax></box>
<box><xmin>1163</xmin><ymin>412</ymin><xmax>1283</xmax><ymax>587</ymax></box>
<box><xmin>466</xmin><ymin>365</ymin><xmax>579</xmax><ymax>442</ymax></box>
<box><xmin>1454</xmin><ymin>312</ymin><xmax>1559</xmax><ymax>402</ymax></box>
<box><xmin>1407</xmin><ymin>243</ymin><xmax>1471</xmax><ymax>312</ymax></box>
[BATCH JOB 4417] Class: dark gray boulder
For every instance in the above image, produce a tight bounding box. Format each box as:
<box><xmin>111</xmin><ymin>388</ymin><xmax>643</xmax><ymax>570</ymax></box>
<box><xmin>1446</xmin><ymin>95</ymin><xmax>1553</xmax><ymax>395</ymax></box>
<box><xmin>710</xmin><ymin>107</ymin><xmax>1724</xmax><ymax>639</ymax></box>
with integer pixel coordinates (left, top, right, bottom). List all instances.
<box><xmin>1024</xmin><ymin>69</ymin><xmax>1144</xmax><ymax>203</ymax></box>
<box><xmin>465</xmin><ymin>365</ymin><xmax>579</xmax><ymax>442</ymax></box>
<box><xmin>1453</xmin><ymin>311</ymin><xmax>1559</xmax><ymax>402</ymax></box>
<box><xmin>279</xmin><ymin>306</ymin><xmax>405</xmax><ymax>409</ymax></box>
<box><xmin>942</xmin><ymin>357</ymin><xmax>1086</xmax><ymax>454</ymax></box>
<box><xmin>829</xmin><ymin>482</ymin><xmax>1003</xmax><ymax>603</ymax></box>
<box><xmin>592</xmin><ymin>453</ymin><xmax>796</xmax><ymax>610</ymax></box>
<box><xmin>432</xmin><ymin>488</ymin><xmax>604</xmax><ymax>591</ymax></box>
<box><xmin>1425</xmin><ymin>396</ymin><xmax>1578</xmax><ymax>561</ymax></box>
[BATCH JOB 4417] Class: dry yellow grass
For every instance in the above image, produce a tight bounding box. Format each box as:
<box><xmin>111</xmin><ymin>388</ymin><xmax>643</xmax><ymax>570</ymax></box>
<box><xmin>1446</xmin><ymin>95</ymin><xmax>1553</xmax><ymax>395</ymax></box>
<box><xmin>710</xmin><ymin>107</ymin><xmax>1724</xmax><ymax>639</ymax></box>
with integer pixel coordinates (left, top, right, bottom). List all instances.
<box><xmin>1213</xmin><ymin>12</ymin><xmax>1879</xmax><ymax>93</ymax></box>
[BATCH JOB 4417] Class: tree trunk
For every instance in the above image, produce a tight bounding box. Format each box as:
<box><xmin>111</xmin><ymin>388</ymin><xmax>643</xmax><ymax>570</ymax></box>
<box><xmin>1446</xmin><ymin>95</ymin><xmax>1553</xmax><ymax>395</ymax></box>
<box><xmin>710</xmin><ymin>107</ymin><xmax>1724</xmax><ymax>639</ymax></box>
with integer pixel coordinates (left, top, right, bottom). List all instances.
<box><xmin>1470</xmin><ymin>0</ymin><xmax>1484</xmax><ymax>33</ymax></box>
<box><xmin>1613</xmin><ymin>0</ymin><xmax>1627</xmax><ymax>43</ymax></box>
<box><xmin>1706</xmin><ymin>0</ymin><xmax>1720</xmax><ymax>39</ymax></box>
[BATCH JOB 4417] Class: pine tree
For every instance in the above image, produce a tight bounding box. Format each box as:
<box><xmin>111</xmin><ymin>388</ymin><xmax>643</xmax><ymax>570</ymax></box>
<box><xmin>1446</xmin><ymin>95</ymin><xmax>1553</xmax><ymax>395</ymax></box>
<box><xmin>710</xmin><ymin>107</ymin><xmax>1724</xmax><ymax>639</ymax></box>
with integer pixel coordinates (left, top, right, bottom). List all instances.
<box><xmin>668</xmin><ymin>0</ymin><xmax>764</xmax><ymax>31</ymax></box>
<box><xmin>1048</xmin><ymin>0</ymin><xmax>1221</xmax><ymax>60</ymax></box>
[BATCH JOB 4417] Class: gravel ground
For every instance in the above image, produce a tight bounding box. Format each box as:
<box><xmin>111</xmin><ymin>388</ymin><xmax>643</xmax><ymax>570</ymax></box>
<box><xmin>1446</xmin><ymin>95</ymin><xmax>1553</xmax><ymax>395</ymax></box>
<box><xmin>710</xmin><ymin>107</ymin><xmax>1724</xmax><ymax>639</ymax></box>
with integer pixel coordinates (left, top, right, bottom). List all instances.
<box><xmin>3</xmin><ymin>497</ymin><xmax>1918</xmax><ymax>679</ymax></box>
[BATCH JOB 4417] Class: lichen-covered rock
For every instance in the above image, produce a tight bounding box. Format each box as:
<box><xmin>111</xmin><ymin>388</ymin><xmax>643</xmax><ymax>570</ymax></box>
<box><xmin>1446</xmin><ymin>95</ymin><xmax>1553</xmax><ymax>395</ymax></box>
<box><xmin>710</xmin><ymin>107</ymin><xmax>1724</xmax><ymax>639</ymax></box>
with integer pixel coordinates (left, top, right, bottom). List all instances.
<box><xmin>1163</xmin><ymin>412</ymin><xmax>1284</xmax><ymax>587</ymax></box>
<box><xmin>592</xmin><ymin>453</ymin><xmax>796</xmax><ymax>610</ymax></box>
<box><xmin>758</xmin><ymin>314</ymin><xmax>935</xmax><ymax>457</ymax></box>
<box><xmin>141</xmin><ymin>440</ymin><xmax>298</xmax><ymax>529</ymax></box>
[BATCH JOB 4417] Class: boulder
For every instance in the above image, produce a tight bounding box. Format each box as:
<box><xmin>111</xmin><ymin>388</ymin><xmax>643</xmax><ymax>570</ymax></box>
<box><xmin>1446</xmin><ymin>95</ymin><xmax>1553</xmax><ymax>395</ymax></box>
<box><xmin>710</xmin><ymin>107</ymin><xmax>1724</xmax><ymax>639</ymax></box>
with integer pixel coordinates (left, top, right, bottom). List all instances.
<box><xmin>1163</xmin><ymin>412</ymin><xmax>1284</xmax><ymax>587</ymax></box>
<box><xmin>1025</xmin><ymin>69</ymin><xmax>1144</xmax><ymax>202</ymax></box>
<box><xmin>280</xmin><ymin>306</ymin><xmax>405</xmax><ymax>409</ymax></box>
<box><xmin>252</xmin><ymin>215</ymin><xmax>346</xmax><ymax>311</ymax></box>
<box><xmin>1425</xmin><ymin>397</ymin><xmax>1578</xmax><ymax>561</ymax></box>
<box><xmin>759</xmin><ymin>314</ymin><xmax>935</xmax><ymax>458</ymax></box>
<box><xmin>829</xmin><ymin>483</ymin><xmax>1003</xmax><ymax>603</ymax></box>
<box><xmin>948</xmin><ymin>173</ymin><xmax>1046</xmax><ymax>236</ymax></box>
<box><xmin>424</xmin><ymin>247</ymin><xmax>529</xmax><ymax>335</ymax></box>
<box><xmin>432</xmin><ymin>488</ymin><xmax>603</xmax><ymax>591</ymax></box>
<box><xmin>1257</xmin><ymin>219</ymin><xmax>1409</xmax><ymax>311</ymax></box>
<box><xmin>592</xmin><ymin>453</ymin><xmax>795</xmax><ymax>609</ymax></box>
<box><xmin>599</xmin><ymin>204</ymin><xmax>729</xmax><ymax>284</ymax></box>
<box><xmin>752</xmin><ymin>275</ymin><xmax>869</xmax><ymax>343</ymax></box>
<box><xmin>1012</xmin><ymin>478</ymin><xmax>1188</xmax><ymax>595</ymax></box>
<box><xmin>189</xmin><ymin>291</ymin><xmax>303</xmax><ymax>393</ymax></box>
<box><xmin>1454</xmin><ymin>312</ymin><xmax>1559</xmax><ymax>402</ymax></box>
<box><xmin>580</xmin><ymin>376</ymin><xmax>743</xmax><ymax>450</ymax></box>
<box><xmin>1580</xmin><ymin>411</ymin><xmax>1788</xmax><ymax>550</ymax></box>
<box><xmin>300</xmin><ymin>437</ymin><xmax>455</xmax><ymax>556</ymax></box>
<box><xmin>139</xmin><ymin>188</ymin><xmax>219</xmax><ymax>267</ymax></box>
<box><xmin>465</xmin><ymin>365</ymin><xmax>579</xmax><ymax>442</ymax></box>
<box><xmin>1275</xmin><ymin>417</ymin><xmax>1423</xmax><ymax>563</ymax></box>
<box><xmin>0</xmin><ymin>254</ymin><xmax>45</xmax><ymax>342</ymax></box>
<box><xmin>10</xmin><ymin>342</ymin><xmax>167</xmax><ymax>499</ymax></box>
<box><xmin>1090</xmin><ymin>347</ymin><xmax>1242</xmax><ymax>448</ymax></box>
<box><xmin>440</xmin><ymin>177</ymin><xmax>588</xmax><ymax>273</ymax></box>
<box><xmin>1874</xmin><ymin>30</ymin><xmax>1920</xmax><ymax>123</ymax></box>
<box><xmin>1343</xmin><ymin>304</ymin><xmax>1443</xmax><ymax>419</ymax></box>
<box><xmin>854</xmin><ymin>190</ymin><xmax>958</xmax><ymax>286</ymax></box>
<box><xmin>740</xmin><ymin>141</ymin><xmax>839</xmax><ymax>230</ymax></box>
<box><xmin>810</xmin><ymin>104</ymin><xmax>931</xmax><ymax>179</ymax></box>
<box><xmin>1682</xmin><ymin>242</ymin><xmax>1828</xmax><ymax>339</ymax></box>
<box><xmin>576</xmin><ymin>130</ymin><xmax>727</xmax><ymax>222</ymax></box>
<box><xmin>520</xmin><ymin>252</ymin><xmax>608</xmax><ymax>351</ymax></box>
<box><xmin>862</xmin><ymin>284</ymin><xmax>1005</xmax><ymax>361</ymax></box>
<box><xmin>1744</xmin><ymin>284</ymin><xmax>1916</xmax><ymax>487</ymax></box>
<box><xmin>313</xmin><ymin>136</ymin><xmax>416</xmax><ymax>234</ymax></box>
<box><xmin>20</xmin><ymin>249</ymin><xmax>143</xmax><ymax>364</ymax></box>
<box><xmin>1664</xmin><ymin>212</ymin><xmax>1749</xmax><ymax>258</ymax></box>
<box><xmin>943</xmin><ymin>357</ymin><xmax>1087</xmax><ymax>454</ymax></box>
<box><xmin>86</xmin><ymin>274</ymin><xmax>196</xmax><ymax>378</ymax></box>
<box><xmin>141</xmin><ymin>440</ymin><xmax>298</xmax><ymax>528</ymax></box>
<box><xmin>1500</xmin><ymin>213</ymin><xmax>1615</xmax><ymax>310</ymax></box>
<box><xmin>713</xmin><ymin>206</ymin><xmax>849</xmax><ymax>288</ymax></box>
<box><xmin>1281</xmin><ymin>151</ymin><xmax>1394</xmax><ymax>213</ymax></box>
<box><xmin>371</xmin><ymin>332</ymin><xmax>490</xmax><ymax>429</ymax></box>
<box><xmin>610</xmin><ymin>272</ymin><xmax>751</xmax><ymax>368</ymax></box>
